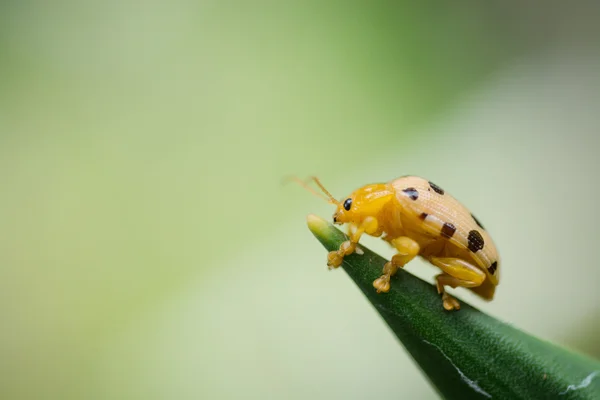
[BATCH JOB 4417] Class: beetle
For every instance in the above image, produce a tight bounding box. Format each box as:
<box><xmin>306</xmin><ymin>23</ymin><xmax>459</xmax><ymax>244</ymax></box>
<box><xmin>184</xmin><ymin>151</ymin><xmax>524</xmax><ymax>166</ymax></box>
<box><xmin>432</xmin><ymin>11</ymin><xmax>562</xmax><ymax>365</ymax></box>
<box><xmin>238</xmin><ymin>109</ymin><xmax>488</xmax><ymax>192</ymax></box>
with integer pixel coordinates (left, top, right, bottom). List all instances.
<box><xmin>293</xmin><ymin>175</ymin><xmax>500</xmax><ymax>311</ymax></box>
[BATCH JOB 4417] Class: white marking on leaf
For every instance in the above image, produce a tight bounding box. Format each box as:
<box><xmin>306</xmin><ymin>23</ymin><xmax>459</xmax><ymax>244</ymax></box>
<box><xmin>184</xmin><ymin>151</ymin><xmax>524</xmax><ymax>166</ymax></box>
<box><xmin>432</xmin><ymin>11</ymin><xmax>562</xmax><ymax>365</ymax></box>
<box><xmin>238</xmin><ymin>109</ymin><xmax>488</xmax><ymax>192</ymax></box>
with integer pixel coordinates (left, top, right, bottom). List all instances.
<box><xmin>423</xmin><ymin>339</ymin><xmax>492</xmax><ymax>398</ymax></box>
<box><xmin>559</xmin><ymin>370</ymin><xmax>600</xmax><ymax>395</ymax></box>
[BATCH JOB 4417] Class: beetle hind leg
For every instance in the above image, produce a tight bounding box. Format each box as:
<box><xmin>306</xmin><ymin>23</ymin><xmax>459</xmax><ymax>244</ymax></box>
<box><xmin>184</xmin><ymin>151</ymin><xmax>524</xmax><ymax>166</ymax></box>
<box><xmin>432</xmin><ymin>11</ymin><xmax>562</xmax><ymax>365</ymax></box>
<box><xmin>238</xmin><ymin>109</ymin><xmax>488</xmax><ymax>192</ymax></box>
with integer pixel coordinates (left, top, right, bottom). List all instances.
<box><xmin>429</xmin><ymin>257</ymin><xmax>486</xmax><ymax>311</ymax></box>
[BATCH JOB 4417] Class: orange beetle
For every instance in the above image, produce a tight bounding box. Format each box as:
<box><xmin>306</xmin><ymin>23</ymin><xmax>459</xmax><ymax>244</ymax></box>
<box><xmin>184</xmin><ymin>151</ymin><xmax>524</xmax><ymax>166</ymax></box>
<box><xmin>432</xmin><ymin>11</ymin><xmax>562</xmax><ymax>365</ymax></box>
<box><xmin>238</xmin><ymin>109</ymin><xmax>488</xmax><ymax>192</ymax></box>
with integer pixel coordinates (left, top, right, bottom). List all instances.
<box><xmin>294</xmin><ymin>176</ymin><xmax>500</xmax><ymax>311</ymax></box>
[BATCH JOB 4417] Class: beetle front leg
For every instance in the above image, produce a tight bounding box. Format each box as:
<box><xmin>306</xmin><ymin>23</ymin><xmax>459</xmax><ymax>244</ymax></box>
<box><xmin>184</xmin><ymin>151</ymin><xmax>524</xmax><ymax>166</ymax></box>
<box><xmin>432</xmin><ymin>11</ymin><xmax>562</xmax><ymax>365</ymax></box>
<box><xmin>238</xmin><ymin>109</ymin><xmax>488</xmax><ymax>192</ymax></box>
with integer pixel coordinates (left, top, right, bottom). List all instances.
<box><xmin>327</xmin><ymin>217</ymin><xmax>378</xmax><ymax>269</ymax></box>
<box><xmin>373</xmin><ymin>237</ymin><xmax>420</xmax><ymax>293</ymax></box>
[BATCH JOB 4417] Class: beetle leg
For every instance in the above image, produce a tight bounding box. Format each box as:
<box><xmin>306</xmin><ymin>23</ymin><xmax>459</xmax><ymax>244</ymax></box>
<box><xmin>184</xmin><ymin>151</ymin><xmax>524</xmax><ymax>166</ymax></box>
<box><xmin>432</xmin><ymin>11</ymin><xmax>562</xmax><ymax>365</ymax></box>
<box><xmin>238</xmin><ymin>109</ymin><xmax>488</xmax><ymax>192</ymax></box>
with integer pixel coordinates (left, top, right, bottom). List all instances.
<box><xmin>373</xmin><ymin>236</ymin><xmax>420</xmax><ymax>293</ymax></box>
<box><xmin>327</xmin><ymin>217</ymin><xmax>378</xmax><ymax>269</ymax></box>
<box><xmin>429</xmin><ymin>257</ymin><xmax>486</xmax><ymax>311</ymax></box>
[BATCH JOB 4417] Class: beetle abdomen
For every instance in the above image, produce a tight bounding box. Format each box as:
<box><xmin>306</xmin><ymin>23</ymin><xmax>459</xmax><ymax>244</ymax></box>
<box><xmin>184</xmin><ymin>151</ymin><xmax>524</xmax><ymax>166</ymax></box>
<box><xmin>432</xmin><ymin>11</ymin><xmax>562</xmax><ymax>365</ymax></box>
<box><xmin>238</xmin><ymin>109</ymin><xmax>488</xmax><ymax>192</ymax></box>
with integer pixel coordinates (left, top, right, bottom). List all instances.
<box><xmin>391</xmin><ymin>176</ymin><xmax>500</xmax><ymax>285</ymax></box>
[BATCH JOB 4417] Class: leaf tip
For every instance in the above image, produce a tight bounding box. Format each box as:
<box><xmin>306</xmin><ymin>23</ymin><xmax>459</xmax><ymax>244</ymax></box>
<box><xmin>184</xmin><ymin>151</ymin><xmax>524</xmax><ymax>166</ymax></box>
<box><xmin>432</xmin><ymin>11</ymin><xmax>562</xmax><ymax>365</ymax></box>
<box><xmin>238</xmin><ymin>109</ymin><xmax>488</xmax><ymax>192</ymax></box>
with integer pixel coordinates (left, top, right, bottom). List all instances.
<box><xmin>306</xmin><ymin>213</ymin><xmax>329</xmax><ymax>237</ymax></box>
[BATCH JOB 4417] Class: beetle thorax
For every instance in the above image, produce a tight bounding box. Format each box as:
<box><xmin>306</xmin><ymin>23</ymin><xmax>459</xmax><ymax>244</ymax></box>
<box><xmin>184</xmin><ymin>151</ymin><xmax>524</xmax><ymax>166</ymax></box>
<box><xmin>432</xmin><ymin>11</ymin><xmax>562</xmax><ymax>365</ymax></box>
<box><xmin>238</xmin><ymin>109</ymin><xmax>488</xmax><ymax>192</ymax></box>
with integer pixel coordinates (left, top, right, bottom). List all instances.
<box><xmin>349</xmin><ymin>184</ymin><xmax>394</xmax><ymax>223</ymax></box>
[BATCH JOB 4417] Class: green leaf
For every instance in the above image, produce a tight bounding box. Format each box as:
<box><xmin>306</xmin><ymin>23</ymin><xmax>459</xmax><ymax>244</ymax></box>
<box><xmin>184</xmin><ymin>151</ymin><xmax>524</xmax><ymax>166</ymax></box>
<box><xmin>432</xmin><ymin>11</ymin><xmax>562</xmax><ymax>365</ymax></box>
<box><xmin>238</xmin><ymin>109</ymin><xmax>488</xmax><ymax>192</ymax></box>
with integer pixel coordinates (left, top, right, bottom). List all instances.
<box><xmin>307</xmin><ymin>214</ymin><xmax>600</xmax><ymax>400</ymax></box>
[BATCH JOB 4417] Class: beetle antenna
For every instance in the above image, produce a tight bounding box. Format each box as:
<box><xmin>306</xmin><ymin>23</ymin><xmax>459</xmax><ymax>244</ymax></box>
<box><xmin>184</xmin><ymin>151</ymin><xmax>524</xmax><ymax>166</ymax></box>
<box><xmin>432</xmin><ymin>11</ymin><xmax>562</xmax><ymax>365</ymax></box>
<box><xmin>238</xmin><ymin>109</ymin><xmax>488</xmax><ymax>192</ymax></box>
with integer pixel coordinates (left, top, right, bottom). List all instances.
<box><xmin>309</xmin><ymin>176</ymin><xmax>339</xmax><ymax>205</ymax></box>
<box><xmin>283</xmin><ymin>176</ymin><xmax>339</xmax><ymax>205</ymax></box>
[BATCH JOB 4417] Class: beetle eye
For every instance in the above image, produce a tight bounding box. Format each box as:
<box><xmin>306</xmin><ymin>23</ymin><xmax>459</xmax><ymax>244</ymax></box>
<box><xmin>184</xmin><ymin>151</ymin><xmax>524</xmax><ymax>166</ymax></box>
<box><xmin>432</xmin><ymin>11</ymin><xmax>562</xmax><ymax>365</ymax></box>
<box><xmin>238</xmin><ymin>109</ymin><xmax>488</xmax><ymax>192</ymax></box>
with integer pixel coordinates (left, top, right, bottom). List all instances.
<box><xmin>343</xmin><ymin>198</ymin><xmax>352</xmax><ymax>211</ymax></box>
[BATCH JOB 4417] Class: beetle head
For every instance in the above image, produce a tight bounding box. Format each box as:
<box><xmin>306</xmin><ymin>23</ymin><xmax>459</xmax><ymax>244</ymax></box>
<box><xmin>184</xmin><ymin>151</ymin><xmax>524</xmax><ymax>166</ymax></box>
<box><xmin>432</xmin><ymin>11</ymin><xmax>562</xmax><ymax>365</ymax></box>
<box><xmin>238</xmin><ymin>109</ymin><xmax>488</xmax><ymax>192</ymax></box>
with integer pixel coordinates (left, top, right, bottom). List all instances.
<box><xmin>286</xmin><ymin>176</ymin><xmax>393</xmax><ymax>226</ymax></box>
<box><xmin>333</xmin><ymin>184</ymin><xmax>393</xmax><ymax>225</ymax></box>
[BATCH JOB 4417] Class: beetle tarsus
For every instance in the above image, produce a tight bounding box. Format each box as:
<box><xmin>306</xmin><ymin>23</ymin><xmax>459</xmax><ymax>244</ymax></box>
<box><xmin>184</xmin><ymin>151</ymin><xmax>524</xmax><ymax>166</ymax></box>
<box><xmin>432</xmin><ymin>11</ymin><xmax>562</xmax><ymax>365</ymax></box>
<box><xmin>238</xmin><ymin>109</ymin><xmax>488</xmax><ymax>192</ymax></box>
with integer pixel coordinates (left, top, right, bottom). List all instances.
<box><xmin>373</xmin><ymin>275</ymin><xmax>391</xmax><ymax>293</ymax></box>
<box><xmin>442</xmin><ymin>293</ymin><xmax>461</xmax><ymax>311</ymax></box>
<box><xmin>326</xmin><ymin>251</ymin><xmax>343</xmax><ymax>269</ymax></box>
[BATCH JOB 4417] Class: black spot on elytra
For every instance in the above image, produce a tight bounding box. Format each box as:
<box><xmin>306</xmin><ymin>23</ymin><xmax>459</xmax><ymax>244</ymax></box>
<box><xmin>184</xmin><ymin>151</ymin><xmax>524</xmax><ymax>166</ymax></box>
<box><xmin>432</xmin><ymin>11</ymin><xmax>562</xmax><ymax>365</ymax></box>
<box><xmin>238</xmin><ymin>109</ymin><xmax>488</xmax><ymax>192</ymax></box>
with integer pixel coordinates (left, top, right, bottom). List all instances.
<box><xmin>467</xmin><ymin>230</ymin><xmax>485</xmax><ymax>252</ymax></box>
<box><xmin>403</xmin><ymin>187</ymin><xmax>419</xmax><ymax>201</ymax></box>
<box><xmin>488</xmin><ymin>261</ymin><xmax>498</xmax><ymax>275</ymax></box>
<box><xmin>419</xmin><ymin>212</ymin><xmax>428</xmax><ymax>220</ymax></box>
<box><xmin>429</xmin><ymin>181</ymin><xmax>444</xmax><ymax>195</ymax></box>
<box><xmin>441</xmin><ymin>222</ymin><xmax>456</xmax><ymax>239</ymax></box>
<box><xmin>472</xmin><ymin>214</ymin><xmax>485</xmax><ymax>229</ymax></box>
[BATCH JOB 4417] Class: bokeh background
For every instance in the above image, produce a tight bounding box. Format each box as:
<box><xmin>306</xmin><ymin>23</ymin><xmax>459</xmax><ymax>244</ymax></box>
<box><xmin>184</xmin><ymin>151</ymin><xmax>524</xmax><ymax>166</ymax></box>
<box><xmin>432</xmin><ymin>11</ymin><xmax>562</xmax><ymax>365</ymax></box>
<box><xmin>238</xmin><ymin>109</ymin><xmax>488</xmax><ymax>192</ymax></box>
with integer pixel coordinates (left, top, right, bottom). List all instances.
<box><xmin>1</xmin><ymin>1</ymin><xmax>599</xmax><ymax>399</ymax></box>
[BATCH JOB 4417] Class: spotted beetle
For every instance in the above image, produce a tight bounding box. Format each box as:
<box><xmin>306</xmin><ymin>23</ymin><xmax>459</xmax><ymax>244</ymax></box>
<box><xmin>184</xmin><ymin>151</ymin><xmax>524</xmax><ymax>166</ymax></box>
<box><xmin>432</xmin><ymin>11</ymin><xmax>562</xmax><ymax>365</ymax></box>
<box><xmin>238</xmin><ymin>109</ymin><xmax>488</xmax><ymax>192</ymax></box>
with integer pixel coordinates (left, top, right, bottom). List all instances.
<box><xmin>295</xmin><ymin>175</ymin><xmax>500</xmax><ymax>311</ymax></box>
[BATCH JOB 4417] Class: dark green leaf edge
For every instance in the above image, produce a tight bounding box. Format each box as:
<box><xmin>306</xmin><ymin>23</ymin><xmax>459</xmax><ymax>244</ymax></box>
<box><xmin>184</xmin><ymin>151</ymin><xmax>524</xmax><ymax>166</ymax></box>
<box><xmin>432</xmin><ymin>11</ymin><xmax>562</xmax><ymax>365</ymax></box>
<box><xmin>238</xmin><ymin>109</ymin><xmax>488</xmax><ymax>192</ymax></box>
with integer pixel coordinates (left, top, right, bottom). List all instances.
<box><xmin>307</xmin><ymin>214</ymin><xmax>600</xmax><ymax>400</ymax></box>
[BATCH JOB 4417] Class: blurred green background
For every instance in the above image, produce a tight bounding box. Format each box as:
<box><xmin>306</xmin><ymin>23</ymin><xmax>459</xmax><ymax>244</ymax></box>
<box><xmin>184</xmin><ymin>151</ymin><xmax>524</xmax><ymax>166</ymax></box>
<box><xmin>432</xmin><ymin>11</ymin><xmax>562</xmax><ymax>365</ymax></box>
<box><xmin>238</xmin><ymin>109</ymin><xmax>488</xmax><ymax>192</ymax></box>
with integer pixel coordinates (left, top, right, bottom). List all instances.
<box><xmin>1</xmin><ymin>1</ymin><xmax>599</xmax><ymax>399</ymax></box>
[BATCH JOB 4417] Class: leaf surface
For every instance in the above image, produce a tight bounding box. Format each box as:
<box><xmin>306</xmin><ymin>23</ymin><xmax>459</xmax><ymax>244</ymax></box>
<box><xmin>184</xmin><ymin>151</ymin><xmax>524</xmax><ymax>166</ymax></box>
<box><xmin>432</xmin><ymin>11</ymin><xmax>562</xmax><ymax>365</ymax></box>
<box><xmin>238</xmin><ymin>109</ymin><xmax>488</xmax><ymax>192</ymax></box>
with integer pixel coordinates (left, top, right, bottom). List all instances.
<box><xmin>307</xmin><ymin>214</ymin><xmax>600</xmax><ymax>399</ymax></box>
